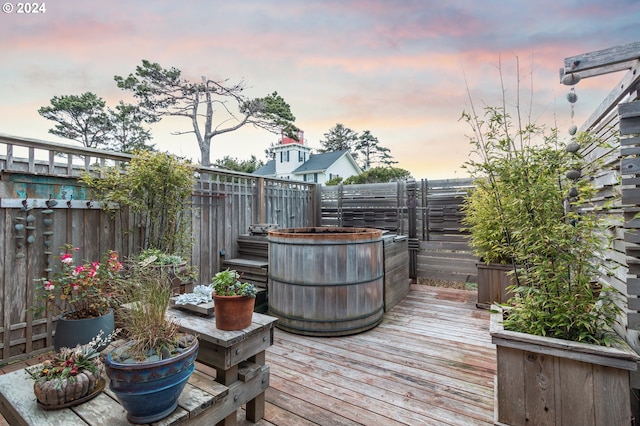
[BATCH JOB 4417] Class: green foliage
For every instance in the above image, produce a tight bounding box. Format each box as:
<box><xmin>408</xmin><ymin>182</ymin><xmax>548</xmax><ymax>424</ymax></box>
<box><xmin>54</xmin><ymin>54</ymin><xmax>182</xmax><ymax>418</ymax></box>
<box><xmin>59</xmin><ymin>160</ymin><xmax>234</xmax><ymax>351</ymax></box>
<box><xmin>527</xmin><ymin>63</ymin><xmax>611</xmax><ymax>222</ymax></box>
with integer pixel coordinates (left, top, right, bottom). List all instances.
<box><xmin>115</xmin><ymin>60</ymin><xmax>298</xmax><ymax>167</ymax></box>
<box><xmin>319</xmin><ymin>123</ymin><xmax>359</xmax><ymax>155</ymax></box>
<box><xmin>38</xmin><ymin>92</ymin><xmax>154</xmax><ymax>152</ymax></box>
<box><xmin>462</xmin><ymin>105</ymin><xmax>621</xmax><ymax>346</ymax></box>
<box><xmin>343</xmin><ymin>166</ymin><xmax>411</xmax><ymax>184</ymax></box>
<box><xmin>38</xmin><ymin>92</ymin><xmax>111</xmax><ymax>148</ymax></box>
<box><xmin>213</xmin><ymin>155</ymin><xmax>264</xmax><ymax>173</ymax></box>
<box><xmin>107</xmin><ymin>101</ymin><xmax>154</xmax><ymax>153</ymax></box>
<box><xmin>461</xmin><ymin>179</ymin><xmax>511</xmax><ymax>264</ymax></box>
<box><xmin>136</xmin><ymin>248</ymin><xmax>185</xmax><ymax>266</ymax></box>
<box><xmin>354</xmin><ymin>130</ymin><xmax>397</xmax><ymax>169</ymax></box>
<box><xmin>319</xmin><ymin>124</ymin><xmax>396</xmax><ymax>170</ymax></box>
<box><xmin>324</xmin><ymin>176</ymin><xmax>344</xmax><ymax>186</ymax></box>
<box><xmin>33</xmin><ymin>245</ymin><xmax>124</xmax><ymax>319</ymax></box>
<box><xmin>120</xmin><ymin>265</ymin><xmax>181</xmax><ymax>359</ymax></box>
<box><xmin>249</xmin><ymin>91</ymin><xmax>297</xmax><ymax>133</ymax></box>
<box><xmin>135</xmin><ymin>248</ymin><xmax>198</xmax><ymax>284</ymax></box>
<box><xmin>211</xmin><ymin>269</ymin><xmax>257</xmax><ymax>297</ymax></box>
<box><xmin>81</xmin><ymin>150</ymin><xmax>195</xmax><ymax>257</ymax></box>
<box><xmin>26</xmin><ymin>334</ymin><xmax>110</xmax><ymax>387</ymax></box>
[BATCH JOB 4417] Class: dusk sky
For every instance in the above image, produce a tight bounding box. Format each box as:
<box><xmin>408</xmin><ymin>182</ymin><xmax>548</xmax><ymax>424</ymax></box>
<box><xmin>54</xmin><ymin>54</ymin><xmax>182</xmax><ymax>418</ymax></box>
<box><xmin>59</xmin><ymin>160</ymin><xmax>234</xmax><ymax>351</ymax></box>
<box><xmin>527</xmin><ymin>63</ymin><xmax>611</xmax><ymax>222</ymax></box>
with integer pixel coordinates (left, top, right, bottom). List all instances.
<box><xmin>1</xmin><ymin>1</ymin><xmax>638</xmax><ymax>179</ymax></box>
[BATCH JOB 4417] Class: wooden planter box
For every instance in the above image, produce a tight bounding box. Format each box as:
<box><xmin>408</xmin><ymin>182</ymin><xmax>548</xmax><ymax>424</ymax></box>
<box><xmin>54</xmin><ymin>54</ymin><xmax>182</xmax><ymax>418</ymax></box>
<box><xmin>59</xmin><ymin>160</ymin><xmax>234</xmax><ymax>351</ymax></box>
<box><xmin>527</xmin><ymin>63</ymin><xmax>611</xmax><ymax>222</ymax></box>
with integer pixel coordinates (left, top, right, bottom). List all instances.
<box><xmin>490</xmin><ymin>308</ymin><xmax>640</xmax><ymax>426</ymax></box>
<box><xmin>476</xmin><ymin>262</ymin><xmax>517</xmax><ymax>309</ymax></box>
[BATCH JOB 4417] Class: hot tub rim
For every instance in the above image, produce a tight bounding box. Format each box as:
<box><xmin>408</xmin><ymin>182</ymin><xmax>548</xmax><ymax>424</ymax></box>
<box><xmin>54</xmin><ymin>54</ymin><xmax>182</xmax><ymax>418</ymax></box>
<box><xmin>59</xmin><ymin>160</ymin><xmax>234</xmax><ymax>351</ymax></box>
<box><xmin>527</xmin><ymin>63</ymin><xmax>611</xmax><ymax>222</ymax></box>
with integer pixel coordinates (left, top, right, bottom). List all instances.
<box><xmin>268</xmin><ymin>226</ymin><xmax>383</xmax><ymax>242</ymax></box>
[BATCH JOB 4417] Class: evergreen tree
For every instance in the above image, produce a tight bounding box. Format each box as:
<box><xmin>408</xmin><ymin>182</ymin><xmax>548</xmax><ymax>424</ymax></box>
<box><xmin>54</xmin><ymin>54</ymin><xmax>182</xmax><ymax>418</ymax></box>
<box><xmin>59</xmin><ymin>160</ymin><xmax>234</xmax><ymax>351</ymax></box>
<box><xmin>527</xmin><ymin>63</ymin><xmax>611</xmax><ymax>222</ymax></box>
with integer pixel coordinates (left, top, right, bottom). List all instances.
<box><xmin>343</xmin><ymin>167</ymin><xmax>411</xmax><ymax>184</ymax></box>
<box><xmin>213</xmin><ymin>155</ymin><xmax>264</xmax><ymax>173</ymax></box>
<box><xmin>38</xmin><ymin>92</ymin><xmax>111</xmax><ymax>148</ymax></box>
<box><xmin>355</xmin><ymin>130</ymin><xmax>397</xmax><ymax>170</ymax></box>
<box><xmin>319</xmin><ymin>124</ymin><xmax>359</xmax><ymax>159</ymax></box>
<box><xmin>115</xmin><ymin>60</ymin><xmax>298</xmax><ymax>167</ymax></box>
<box><xmin>107</xmin><ymin>101</ymin><xmax>154</xmax><ymax>153</ymax></box>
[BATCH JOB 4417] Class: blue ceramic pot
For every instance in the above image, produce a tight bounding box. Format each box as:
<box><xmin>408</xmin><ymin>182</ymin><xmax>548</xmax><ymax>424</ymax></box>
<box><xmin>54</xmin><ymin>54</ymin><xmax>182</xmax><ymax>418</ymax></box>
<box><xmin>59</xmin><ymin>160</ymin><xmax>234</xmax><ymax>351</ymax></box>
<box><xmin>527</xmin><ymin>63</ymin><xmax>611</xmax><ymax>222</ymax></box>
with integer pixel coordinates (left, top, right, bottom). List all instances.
<box><xmin>54</xmin><ymin>309</ymin><xmax>115</xmax><ymax>352</ymax></box>
<box><xmin>104</xmin><ymin>338</ymin><xmax>199</xmax><ymax>424</ymax></box>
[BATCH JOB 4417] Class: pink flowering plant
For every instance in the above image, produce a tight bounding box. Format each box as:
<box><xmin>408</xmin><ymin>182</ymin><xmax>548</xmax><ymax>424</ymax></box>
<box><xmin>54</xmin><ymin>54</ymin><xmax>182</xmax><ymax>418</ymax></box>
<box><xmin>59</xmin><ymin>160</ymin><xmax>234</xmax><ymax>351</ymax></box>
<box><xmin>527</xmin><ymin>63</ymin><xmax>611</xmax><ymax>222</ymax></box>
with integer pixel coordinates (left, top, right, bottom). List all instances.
<box><xmin>34</xmin><ymin>244</ymin><xmax>124</xmax><ymax>320</ymax></box>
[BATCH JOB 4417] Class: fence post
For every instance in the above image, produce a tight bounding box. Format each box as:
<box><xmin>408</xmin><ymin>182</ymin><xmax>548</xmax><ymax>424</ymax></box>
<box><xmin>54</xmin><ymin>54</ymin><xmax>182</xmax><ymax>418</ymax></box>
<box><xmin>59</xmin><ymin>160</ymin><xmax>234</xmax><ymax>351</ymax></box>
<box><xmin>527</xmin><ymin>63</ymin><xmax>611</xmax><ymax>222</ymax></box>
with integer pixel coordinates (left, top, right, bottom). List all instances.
<box><xmin>257</xmin><ymin>177</ymin><xmax>265</xmax><ymax>224</ymax></box>
<box><xmin>312</xmin><ymin>184</ymin><xmax>321</xmax><ymax>227</ymax></box>
<box><xmin>337</xmin><ymin>183</ymin><xmax>344</xmax><ymax>227</ymax></box>
<box><xmin>423</xmin><ymin>179</ymin><xmax>430</xmax><ymax>241</ymax></box>
<box><xmin>407</xmin><ymin>179</ymin><xmax>417</xmax><ymax>278</ymax></box>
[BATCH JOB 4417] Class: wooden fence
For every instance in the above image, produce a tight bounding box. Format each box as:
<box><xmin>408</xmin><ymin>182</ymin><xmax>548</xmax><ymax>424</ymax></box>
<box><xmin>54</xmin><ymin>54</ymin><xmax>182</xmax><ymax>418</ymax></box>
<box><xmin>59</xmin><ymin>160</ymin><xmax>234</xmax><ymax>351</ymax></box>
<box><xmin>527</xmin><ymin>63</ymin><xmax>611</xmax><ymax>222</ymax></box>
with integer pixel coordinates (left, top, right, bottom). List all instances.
<box><xmin>320</xmin><ymin>178</ymin><xmax>477</xmax><ymax>282</ymax></box>
<box><xmin>0</xmin><ymin>134</ymin><xmax>317</xmax><ymax>363</ymax></box>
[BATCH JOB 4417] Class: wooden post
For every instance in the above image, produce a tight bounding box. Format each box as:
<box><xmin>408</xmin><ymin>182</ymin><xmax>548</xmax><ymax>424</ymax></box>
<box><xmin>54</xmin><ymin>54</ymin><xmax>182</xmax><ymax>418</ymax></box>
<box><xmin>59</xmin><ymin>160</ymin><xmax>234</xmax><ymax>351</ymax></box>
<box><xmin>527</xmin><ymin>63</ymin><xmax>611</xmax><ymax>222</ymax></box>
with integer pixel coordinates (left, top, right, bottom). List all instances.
<box><xmin>407</xmin><ymin>179</ymin><xmax>417</xmax><ymax>278</ymax></box>
<box><xmin>423</xmin><ymin>178</ymin><xmax>430</xmax><ymax>241</ymax></box>
<box><xmin>337</xmin><ymin>183</ymin><xmax>344</xmax><ymax>227</ymax></box>
<box><xmin>256</xmin><ymin>177</ymin><xmax>265</xmax><ymax>224</ymax></box>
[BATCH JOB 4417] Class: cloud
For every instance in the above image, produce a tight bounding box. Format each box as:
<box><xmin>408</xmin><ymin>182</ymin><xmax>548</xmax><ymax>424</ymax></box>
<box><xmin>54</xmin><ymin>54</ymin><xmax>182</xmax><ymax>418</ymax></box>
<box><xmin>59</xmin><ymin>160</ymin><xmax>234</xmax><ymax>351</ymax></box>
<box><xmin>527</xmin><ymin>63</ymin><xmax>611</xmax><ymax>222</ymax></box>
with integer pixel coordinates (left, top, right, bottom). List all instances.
<box><xmin>0</xmin><ymin>0</ymin><xmax>638</xmax><ymax>180</ymax></box>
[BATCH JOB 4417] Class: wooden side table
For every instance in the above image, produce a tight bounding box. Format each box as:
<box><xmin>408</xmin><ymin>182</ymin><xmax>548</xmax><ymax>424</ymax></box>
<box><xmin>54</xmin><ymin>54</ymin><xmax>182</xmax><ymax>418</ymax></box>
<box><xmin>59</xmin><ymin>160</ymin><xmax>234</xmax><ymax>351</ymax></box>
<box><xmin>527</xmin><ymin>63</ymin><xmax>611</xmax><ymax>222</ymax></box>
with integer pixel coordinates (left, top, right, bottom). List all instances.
<box><xmin>169</xmin><ymin>310</ymin><xmax>278</xmax><ymax>426</ymax></box>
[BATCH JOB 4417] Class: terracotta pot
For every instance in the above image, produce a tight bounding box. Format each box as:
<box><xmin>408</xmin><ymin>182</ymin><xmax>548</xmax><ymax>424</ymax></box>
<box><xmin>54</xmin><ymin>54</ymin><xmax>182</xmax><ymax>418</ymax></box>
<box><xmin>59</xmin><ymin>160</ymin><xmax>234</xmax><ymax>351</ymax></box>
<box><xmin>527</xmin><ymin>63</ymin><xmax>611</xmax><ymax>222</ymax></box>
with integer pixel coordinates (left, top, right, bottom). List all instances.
<box><xmin>212</xmin><ymin>294</ymin><xmax>255</xmax><ymax>330</ymax></box>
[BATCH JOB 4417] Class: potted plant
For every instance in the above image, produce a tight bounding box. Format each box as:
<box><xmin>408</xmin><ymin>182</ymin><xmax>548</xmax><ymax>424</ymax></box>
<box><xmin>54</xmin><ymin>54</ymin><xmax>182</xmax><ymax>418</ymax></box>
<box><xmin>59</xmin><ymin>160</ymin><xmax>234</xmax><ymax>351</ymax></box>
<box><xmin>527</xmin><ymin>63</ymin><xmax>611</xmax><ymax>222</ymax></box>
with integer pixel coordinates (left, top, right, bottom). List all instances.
<box><xmin>104</xmin><ymin>264</ymin><xmax>199</xmax><ymax>424</ymax></box>
<box><xmin>211</xmin><ymin>269</ymin><xmax>257</xmax><ymax>330</ymax></box>
<box><xmin>463</xmin><ymin>100</ymin><xmax>639</xmax><ymax>424</ymax></box>
<box><xmin>136</xmin><ymin>248</ymin><xmax>197</xmax><ymax>295</ymax></box>
<box><xmin>25</xmin><ymin>332</ymin><xmax>112</xmax><ymax>408</ymax></box>
<box><xmin>462</xmin><ymin>176</ymin><xmax>519</xmax><ymax>308</ymax></box>
<box><xmin>33</xmin><ymin>244</ymin><xmax>123</xmax><ymax>351</ymax></box>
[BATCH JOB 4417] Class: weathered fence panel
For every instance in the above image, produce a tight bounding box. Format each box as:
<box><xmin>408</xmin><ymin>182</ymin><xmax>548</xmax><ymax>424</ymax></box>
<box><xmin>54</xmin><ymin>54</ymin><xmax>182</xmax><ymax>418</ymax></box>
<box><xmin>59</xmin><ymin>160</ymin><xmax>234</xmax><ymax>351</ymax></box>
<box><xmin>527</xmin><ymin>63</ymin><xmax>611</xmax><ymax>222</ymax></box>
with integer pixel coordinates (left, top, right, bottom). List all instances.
<box><xmin>320</xmin><ymin>181</ymin><xmax>408</xmax><ymax>233</ymax></box>
<box><xmin>320</xmin><ymin>178</ymin><xmax>476</xmax><ymax>282</ymax></box>
<box><xmin>0</xmin><ymin>134</ymin><xmax>316</xmax><ymax>364</ymax></box>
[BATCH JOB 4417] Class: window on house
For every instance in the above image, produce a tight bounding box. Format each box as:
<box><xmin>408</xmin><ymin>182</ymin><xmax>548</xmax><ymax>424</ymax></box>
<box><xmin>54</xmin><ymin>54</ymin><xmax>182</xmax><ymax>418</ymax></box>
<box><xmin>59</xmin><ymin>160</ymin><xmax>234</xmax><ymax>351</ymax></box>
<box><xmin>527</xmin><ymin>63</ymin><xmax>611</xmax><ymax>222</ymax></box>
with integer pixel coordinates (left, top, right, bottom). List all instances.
<box><xmin>314</xmin><ymin>173</ymin><xmax>318</xmax><ymax>183</ymax></box>
<box><xmin>298</xmin><ymin>151</ymin><xmax>304</xmax><ymax>162</ymax></box>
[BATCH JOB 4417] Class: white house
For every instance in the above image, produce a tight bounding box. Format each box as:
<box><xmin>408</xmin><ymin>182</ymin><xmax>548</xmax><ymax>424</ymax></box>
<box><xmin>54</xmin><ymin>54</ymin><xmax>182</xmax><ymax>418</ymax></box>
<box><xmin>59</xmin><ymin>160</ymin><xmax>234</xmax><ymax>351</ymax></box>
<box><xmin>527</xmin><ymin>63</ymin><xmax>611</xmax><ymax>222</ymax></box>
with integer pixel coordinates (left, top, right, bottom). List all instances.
<box><xmin>253</xmin><ymin>130</ymin><xmax>361</xmax><ymax>184</ymax></box>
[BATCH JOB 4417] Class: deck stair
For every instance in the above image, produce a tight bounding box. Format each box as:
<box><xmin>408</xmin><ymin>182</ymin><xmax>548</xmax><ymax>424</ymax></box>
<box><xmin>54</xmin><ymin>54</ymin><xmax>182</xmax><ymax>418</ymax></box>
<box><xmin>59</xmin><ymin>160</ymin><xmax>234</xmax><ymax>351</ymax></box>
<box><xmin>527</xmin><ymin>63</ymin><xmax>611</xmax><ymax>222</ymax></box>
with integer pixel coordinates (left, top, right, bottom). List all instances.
<box><xmin>222</xmin><ymin>224</ymin><xmax>275</xmax><ymax>312</ymax></box>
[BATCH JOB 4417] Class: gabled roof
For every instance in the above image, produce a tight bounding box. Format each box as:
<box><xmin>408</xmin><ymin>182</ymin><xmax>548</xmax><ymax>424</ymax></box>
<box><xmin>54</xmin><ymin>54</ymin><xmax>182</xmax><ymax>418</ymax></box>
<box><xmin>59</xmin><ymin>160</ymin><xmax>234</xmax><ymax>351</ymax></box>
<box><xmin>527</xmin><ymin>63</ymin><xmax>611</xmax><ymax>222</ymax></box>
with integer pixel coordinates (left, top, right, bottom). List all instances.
<box><xmin>292</xmin><ymin>150</ymin><xmax>351</xmax><ymax>174</ymax></box>
<box><xmin>253</xmin><ymin>160</ymin><xmax>276</xmax><ymax>176</ymax></box>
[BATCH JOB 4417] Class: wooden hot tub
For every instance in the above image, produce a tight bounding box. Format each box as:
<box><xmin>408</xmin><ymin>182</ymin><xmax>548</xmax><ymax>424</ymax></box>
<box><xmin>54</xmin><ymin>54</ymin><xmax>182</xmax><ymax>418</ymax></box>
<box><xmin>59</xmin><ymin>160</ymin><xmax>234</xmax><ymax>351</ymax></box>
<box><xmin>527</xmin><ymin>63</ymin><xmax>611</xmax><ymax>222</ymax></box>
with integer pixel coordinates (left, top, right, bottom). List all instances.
<box><xmin>267</xmin><ymin>227</ymin><xmax>384</xmax><ymax>336</ymax></box>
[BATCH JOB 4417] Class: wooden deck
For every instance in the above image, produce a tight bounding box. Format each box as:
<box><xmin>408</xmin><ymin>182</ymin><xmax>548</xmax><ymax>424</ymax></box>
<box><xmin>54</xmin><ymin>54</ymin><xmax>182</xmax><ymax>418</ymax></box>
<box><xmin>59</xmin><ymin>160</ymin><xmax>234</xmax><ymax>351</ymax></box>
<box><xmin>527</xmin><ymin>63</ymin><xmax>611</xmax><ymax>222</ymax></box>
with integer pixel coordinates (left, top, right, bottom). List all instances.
<box><xmin>0</xmin><ymin>285</ymin><xmax>496</xmax><ymax>425</ymax></box>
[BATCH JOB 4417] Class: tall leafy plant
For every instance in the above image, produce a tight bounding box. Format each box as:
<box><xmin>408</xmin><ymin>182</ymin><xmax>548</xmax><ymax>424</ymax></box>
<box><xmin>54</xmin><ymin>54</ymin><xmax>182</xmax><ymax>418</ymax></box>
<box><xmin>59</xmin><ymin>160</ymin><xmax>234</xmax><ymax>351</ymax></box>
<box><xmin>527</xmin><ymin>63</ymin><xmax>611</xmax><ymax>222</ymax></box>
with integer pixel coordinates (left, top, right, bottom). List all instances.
<box><xmin>82</xmin><ymin>150</ymin><xmax>196</xmax><ymax>257</ymax></box>
<box><xmin>462</xmin><ymin>105</ymin><xmax>621</xmax><ymax>346</ymax></box>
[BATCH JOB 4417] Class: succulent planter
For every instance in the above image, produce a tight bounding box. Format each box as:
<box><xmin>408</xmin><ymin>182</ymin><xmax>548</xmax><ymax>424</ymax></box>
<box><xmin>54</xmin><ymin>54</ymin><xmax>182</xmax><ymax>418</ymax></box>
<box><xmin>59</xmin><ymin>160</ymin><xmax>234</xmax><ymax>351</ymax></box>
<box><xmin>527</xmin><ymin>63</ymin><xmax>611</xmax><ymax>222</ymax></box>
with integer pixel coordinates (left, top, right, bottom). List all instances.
<box><xmin>34</xmin><ymin>372</ymin><xmax>104</xmax><ymax>408</ymax></box>
<box><xmin>490</xmin><ymin>307</ymin><xmax>640</xmax><ymax>426</ymax></box>
<box><xmin>147</xmin><ymin>262</ymin><xmax>193</xmax><ymax>295</ymax></box>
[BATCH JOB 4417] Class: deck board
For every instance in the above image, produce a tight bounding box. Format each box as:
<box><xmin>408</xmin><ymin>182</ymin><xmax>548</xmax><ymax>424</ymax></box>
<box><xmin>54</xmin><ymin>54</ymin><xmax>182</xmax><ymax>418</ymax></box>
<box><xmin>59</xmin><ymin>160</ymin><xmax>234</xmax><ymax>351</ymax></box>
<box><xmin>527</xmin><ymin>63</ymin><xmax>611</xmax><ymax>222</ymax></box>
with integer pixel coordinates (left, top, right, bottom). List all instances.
<box><xmin>257</xmin><ymin>284</ymin><xmax>496</xmax><ymax>425</ymax></box>
<box><xmin>1</xmin><ymin>285</ymin><xmax>496</xmax><ymax>425</ymax></box>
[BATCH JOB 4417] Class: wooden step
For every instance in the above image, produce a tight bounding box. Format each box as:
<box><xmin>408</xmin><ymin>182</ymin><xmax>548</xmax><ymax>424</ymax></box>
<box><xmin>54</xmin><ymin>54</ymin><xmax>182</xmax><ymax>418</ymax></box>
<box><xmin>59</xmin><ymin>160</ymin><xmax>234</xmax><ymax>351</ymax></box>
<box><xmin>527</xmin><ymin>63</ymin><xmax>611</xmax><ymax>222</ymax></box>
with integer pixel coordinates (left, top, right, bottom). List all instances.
<box><xmin>222</xmin><ymin>258</ymin><xmax>269</xmax><ymax>287</ymax></box>
<box><xmin>237</xmin><ymin>234</ymin><xmax>269</xmax><ymax>260</ymax></box>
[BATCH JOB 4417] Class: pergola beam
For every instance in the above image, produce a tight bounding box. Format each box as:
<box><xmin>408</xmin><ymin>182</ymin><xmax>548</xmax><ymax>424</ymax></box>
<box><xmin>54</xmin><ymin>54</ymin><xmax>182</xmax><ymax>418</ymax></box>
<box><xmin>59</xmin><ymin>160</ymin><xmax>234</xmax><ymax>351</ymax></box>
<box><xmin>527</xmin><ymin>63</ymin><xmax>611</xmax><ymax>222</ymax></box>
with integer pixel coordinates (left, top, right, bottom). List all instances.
<box><xmin>560</xmin><ymin>41</ymin><xmax>640</xmax><ymax>80</ymax></box>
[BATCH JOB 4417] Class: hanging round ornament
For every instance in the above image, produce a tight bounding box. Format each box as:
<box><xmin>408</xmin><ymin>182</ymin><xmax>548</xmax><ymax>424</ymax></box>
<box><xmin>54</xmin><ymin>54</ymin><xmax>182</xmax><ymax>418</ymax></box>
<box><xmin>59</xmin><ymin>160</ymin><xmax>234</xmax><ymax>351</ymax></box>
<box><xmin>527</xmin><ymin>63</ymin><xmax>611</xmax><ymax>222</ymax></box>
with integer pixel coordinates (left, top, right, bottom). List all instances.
<box><xmin>561</xmin><ymin>73</ymin><xmax>581</xmax><ymax>86</ymax></box>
